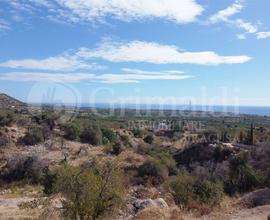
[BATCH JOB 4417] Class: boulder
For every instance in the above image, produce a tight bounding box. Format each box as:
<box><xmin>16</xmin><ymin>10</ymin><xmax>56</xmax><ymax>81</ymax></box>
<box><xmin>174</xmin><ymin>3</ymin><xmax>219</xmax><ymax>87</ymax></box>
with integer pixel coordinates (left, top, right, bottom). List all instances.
<box><xmin>240</xmin><ymin>188</ymin><xmax>270</xmax><ymax>208</ymax></box>
<box><xmin>134</xmin><ymin>198</ymin><xmax>168</xmax><ymax>211</ymax></box>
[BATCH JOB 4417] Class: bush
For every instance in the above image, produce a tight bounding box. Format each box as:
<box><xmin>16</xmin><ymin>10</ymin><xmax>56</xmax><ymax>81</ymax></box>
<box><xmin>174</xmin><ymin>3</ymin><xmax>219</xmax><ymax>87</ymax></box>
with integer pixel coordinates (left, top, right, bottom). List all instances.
<box><xmin>101</xmin><ymin>127</ymin><xmax>117</xmax><ymax>144</ymax></box>
<box><xmin>20</xmin><ymin>127</ymin><xmax>45</xmax><ymax>145</ymax></box>
<box><xmin>64</xmin><ymin>122</ymin><xmax>81</xmax><ymax>140</ymax></box>
<box><xmin>169</xmin><ymin>174</ymin><xmax>224</xmax><ymax>207</ymax></box>
<box><xmin>137</xmin><ymin>145</ymin><xmax>177</xmax><ymax>176</ymax></box>
<box><xmin>169</xmin><ymin>174</ymin><xmax>196</xmax><ymax>205</ymax></box>
<box><xmin>227</xmin><ymin>153</ymin><xmax>260</xmax><ymax>194</ymax></box>
<box><xmin>53</xmin><ymin>162</ymin><xmax>125</xmax><ymax>220</ymax></box>
<box><xmin>193</xmin><ymin>180</ymin><xmax>224</xmax><ymax>205</ymax></box>
<box><xmin>0</xmin><ymin>111</ymin><xmax>15</xmax><ymax>126</ymax></box>
<box><xmin>42</xmin><ymin>167</ymin><xmax>57</xmax><ymax>195</ymax></box>
<box><xmin>173</xmin><ymin>143</ymin><xmax>215</xmax><ymax>167</ymax></box>
<box><xmin>0</xmin><ymin>131</ymin><xmax>9</xmax><ymax>147</ymax></box>
<box><xmin>132</xmin><ymin>129</ymin><xmax>144</xmax><ymax>138</ymax></box>
<box><xmin>0</xmin><ymin>155</ymin><xmax>48</xmax><ymax>184</ymax></box>
<box><xmin>138</xmin><ymin>159</ymin><xmax>168</xmax><ymax>183</ymax></box>
<box><xmin>111</xmin><ymin>143</ymin><xmax>124</xmax><ymax>155</ymax></box>
<box><xmin>213</xmin><ymin>146</ymin><xmax>233</xmax><ymax>163</ymax></box>
<box><xmin>120</xmin><ymin>134</ymin><xmax>130</xmax><ymax>146</ymax></box>
<box><xmin>80</xmin><ymin>125</ymin><xmax>103</xmax><ymax>145</ymax></box>
<box><xmin>144</xmin><ymin>135</ymin><xmax>154</xmax><ymax>144</ymax></box>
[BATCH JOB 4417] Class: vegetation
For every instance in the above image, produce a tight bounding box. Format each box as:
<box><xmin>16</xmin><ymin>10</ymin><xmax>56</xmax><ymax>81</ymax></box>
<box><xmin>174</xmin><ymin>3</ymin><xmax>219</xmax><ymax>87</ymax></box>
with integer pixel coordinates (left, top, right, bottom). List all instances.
<box><xmin>143</xmin><ymin>134</ymin><xmax>154</xmax><ymax>144</ymax></box>
<box><xmin>226</xmin><ymin>153</ymin><xmax>260</xmax><ymax>194</ymax></box>
<box><xmin>53</xmin><ymin>162</ymin><xmax>125</xmax><ymax>220</ymax></box>
<box><xmin>1</xmin><ymin>98</ymin><xmax>270</xmax><ymax>219</ymax></box>
<box><xmin>64</xmin><ymin>122</ymin><xmax>82</xmax><ymax>140</ymax></box>
<box><xmin>0</xmin><ymin>110</ymin><xmax>15</xmax><ymax>126</ymax></box>
<box><xmin>169</xmin><ymin>174</ymin><xmax>224</xmax><ymax>207</ymax></box>
<box><xmin>20</xmin><ymin>126</ymin><xmax>45</xmax><ymax>145</ymax></box>
<box><xmin>80</xmin><ymin>124</ymin><xmax>103</xmax><ymax>145</ymax></box>
<box><xmin>138</xmin><ymin>159</ymin><xmax>168</xmax><ymax>184</ymax></box>
<box><xmin>0</xmin><ymin>155</ymin><xmax>48</xmax><ymax>184</ymax></box>
<box><xmin>101</xmin><ymin>127</ymin><xmax>117</xmax><ymax>144</ymax></box>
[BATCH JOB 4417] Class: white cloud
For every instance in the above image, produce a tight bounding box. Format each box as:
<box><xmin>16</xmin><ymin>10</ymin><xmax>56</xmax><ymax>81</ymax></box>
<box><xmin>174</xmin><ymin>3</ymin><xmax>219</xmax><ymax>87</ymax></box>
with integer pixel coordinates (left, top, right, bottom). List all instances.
<box><xmin>209</xmin><ymin>1</ymin><xmax>243</xmax><ymax>23</ymax></box>
<box><xmin>0</xmin><ymin>72</ymin><xmax>95</xmax><ymax>82</ymax></box>
<box><xmin>0</xmin><ymin>41</ymin><xmax>251</xmax><ymax>70</ymax></box>
<box><xmin>4</xmin><ymin>0</ymin><xmax>204</xmax><ymax>25</ymax></box>
<box><xmin>0</xmin><ymin>53</ymin><xmax>104</xmax><ymax>71</ymax></box>
<box><xmin>235</xmin><ymin>19</ymin><xmax>257</xmax><ymax>33</ymax></box>
<box><xmin>54</xmin><ymin>0</ymin><xmax>204</xmax><ymax>24</ymax></box>
<box><xmin>122</xmin><ymin>68</ymin><xmax>185</xmax><ymax>75</ymax></box>
<box><xmin>256</xmin><ymin>31</ymin><xmax>270</xmax><ymax>39</ymax></box>
<box><xmin>77</xmin><ymin>40</ymin><xmax>251</xmax><ymax>65</ymax></box>
<box><xmin>0</xmin><ymin>19</ymin><xmax>11</xmax><ymax>31</ymax></box>
<box><xmin>0</xmin><ymin>69</ymin><xmax>193</xmax><ymax>84</ymax></box>
<box><xmin>208</xmin><ymin>1</ymin><xmax>266</xmax><ymax>40</ymax></box>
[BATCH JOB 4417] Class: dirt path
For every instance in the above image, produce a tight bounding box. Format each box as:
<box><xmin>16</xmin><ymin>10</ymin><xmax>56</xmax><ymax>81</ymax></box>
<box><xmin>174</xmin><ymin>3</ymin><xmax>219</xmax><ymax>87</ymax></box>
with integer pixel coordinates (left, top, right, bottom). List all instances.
<box><xmin>185</xmin><ymin>205</ymin><xmax>270</xmax><ymax>220</ymax></box>
<box><xmin>0</xmin><ymin>195</ymin><xmax>39</xmax><ymax>219</ymax></box>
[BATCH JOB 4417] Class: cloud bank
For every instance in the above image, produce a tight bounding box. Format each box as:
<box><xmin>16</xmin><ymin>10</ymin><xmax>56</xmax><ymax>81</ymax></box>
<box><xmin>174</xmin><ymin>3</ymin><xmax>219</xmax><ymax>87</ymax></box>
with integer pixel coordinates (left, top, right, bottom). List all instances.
<box><xmin>4</xmin><ymin>0</ymin><xmax>204</xmax><ymax>24</ymax></box>
<box><xmin>0</xmin><ymin>69</ymin><xmax>193</xmax><ymax>84</ymax></box>
<box><xmin>0</xmin><ymin>54</ymin><xmax>103</xmax><ymax>71</ymax></box>
<box><xmin>0</xmin><ymin>41</ymin><xmax>251</xmax><ymax>71</ymax></box>
<box><xmin>77</xmin><ymin>40</ymin><xmax>251</xmax><ymax>65</ymax></box>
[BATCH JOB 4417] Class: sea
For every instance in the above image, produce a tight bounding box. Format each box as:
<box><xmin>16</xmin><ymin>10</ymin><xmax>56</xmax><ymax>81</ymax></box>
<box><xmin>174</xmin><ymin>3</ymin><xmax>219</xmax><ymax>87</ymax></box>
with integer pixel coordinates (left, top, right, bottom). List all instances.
<box><xmin>78</xmin><ymin>103</ymin><xmax>270</xmax><ymax>117</ymax></box>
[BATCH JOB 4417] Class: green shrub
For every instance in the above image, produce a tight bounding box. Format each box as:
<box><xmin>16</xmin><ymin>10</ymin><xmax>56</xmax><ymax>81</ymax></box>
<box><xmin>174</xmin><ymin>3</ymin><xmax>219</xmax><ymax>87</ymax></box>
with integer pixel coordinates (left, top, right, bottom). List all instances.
<box><xmin>111</xmin><ymin>143</ymin><xmax>124</xmax><ymax>155</ymax></box>
<box><xmin>227</xmin><ymin>153</ymin><xmax>260</xmax><ymax>194</ymax></box>
<box><xmin>169</xmin><ymin>174</ymin><xmax>196</xmax><ymax>205</ymax></box>
<box><xmin>138</xmin><ymin>159</ymin><xmax>168</xmax><ymax>182</ymax></box>
<box><xmin>53</xmin><ymin>162</ymin><xmax>125</xmax><ymax>220</ymax></box>
<box><xmin>169</xmin><ymin>174</ymin><xmax>224</xmax><ymax>207</ymax></box>
<box><xmin>132</xmin><ymin>129</ymin><xmax>144</xmax><ymax>138</ymax></box>
<box><xmin>64</xmin><ymin>122</ymin><xmax>81</xmax><ymax>140</ymax></box>
<box><xmin>0</xmin><ymin>155</ymin><xmax>48</xmax><ymax>184</ymax></box>
<box><xmin>173</xmin><ymin>143</ymin><xmax>214</xmax><ymax>166</ymax></box>
<box><xmin>120</xmin><ymin>134</ymin><xmax>130</xmax><ymax>146</ymax></box>
<box><xmin>80</xmin><ymin>125</ymin><xmax>103</xmax><ymax>145</ymax></box>
<box><xmin>193</xmin><ymin>180</ymin><xmax>224</xmax><ymax>205</ymax></box>
<box><xmin>138</xmin><ymin>145</ymin><xmax>177</xmax><ymax>176</ymax></box>
<box><xmin>144</xmin><ymin>135</ymin><xmax>154</xmax><ymax>144</ymax></box>
<box><xmin>101</xmin><ymin>127</ymin><xmax>117</xmax><ymax>144</ymax></box>
<box><xmin>21</xmin><ymin>127</ymin><xmax>44</xmax><ymax>145</ymax></box>
<box><xmin>0</xmin><ymin>111</ymin><xmax>15</xmax><ymax>126</ymax></box>
<box><xmin>42</xmin><ymin>167</ymin><xmax>57</xmax><ymax>195</ymax></box>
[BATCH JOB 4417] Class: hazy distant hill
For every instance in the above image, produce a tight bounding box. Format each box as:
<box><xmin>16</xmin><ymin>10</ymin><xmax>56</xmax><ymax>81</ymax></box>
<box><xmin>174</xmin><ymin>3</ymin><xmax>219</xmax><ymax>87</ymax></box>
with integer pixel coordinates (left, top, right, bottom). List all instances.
<box><xmin>0</xmin><ymin>93</ymin><xmax>26</xmax><ymax>109</ymax></box>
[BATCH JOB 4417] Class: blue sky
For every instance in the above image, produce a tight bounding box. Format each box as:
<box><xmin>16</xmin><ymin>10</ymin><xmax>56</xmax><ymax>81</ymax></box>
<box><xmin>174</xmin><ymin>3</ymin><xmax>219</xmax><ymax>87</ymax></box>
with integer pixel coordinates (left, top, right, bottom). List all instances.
<box><xmin>0</xmin><ymin>0</ymin><xmax>269</xmax><ymax>106</ymax></box>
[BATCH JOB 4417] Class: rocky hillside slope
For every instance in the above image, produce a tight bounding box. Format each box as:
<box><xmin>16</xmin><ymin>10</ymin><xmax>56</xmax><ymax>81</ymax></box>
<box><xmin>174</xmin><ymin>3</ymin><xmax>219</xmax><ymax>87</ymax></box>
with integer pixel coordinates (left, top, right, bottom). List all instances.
<box><xmin>0</xmin><ymin>93</ymin><xmax>26</xmax><ymax>109</ymax></box>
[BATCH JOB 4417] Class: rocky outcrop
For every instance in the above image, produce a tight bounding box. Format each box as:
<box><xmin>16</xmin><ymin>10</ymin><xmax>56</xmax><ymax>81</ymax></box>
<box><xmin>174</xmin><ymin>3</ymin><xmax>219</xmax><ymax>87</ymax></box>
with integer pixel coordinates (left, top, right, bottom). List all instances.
<box><xmin>240</xmin><ymin>188</ymin><xmax>270</xmax><ymax>208</ymax></box>
<box><xmin>134</xmin><ymin>198</ymin><xmax>169</xmax><ymax>211</ymax></box>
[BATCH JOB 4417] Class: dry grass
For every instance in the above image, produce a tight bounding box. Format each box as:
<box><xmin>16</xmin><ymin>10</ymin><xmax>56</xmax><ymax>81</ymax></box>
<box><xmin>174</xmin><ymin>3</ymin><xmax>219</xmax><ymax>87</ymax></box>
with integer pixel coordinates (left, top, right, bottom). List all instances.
<box><xmin>117</xmin><ymin>150</ymin><xmax>146</xmax><ymax>169</ymax></box>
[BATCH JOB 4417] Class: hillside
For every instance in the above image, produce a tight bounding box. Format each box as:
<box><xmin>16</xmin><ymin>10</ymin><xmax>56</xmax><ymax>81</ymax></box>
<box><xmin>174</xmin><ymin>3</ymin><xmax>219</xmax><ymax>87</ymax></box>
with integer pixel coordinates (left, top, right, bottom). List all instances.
<box><xmin>0</xmin><ymin>93</ymin><xmax>26</xmax><ymax>109</ymax></box>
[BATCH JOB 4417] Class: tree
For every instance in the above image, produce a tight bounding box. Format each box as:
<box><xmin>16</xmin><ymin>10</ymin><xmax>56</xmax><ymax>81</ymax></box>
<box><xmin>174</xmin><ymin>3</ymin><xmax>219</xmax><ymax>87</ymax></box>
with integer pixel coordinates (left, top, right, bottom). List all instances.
<box><xmin>248</xmin><ymin>123</ymin><xmax>254</xmax><ymax>145</ymax></box>
<box><xmin>53</xmin><ymin>161</ymin><xmax>125</xmax><ymax>220</ymax></box>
